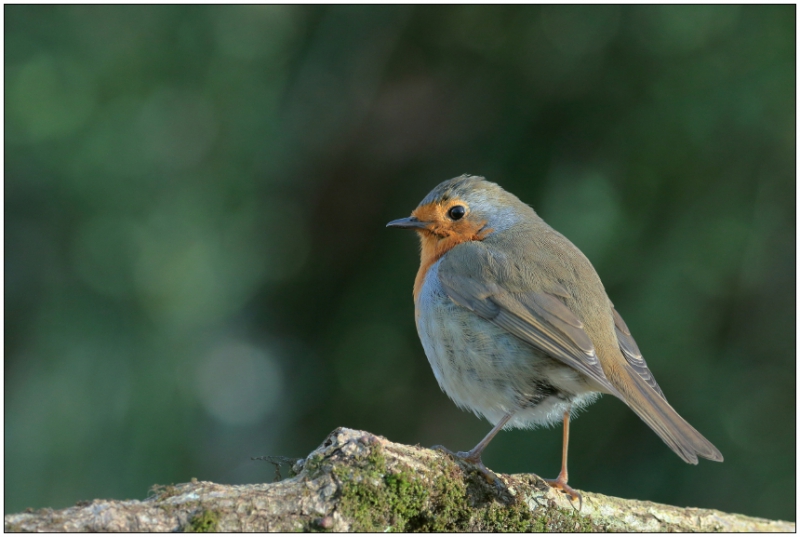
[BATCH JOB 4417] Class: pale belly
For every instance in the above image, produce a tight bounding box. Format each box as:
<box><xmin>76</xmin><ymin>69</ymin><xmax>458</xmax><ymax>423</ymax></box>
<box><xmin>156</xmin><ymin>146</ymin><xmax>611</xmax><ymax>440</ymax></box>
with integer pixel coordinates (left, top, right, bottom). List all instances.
<box><xmin>415</xmin><ymin>260</ymin><xmax>600</xmax><ymax>429</ymax></box>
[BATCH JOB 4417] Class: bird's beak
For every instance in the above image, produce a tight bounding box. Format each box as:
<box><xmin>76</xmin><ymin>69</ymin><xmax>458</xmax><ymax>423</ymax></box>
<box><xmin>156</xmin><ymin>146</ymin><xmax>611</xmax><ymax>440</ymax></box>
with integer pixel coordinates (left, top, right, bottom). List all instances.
<box><xmin>386</xmin><ymin>216</ymin><xmax>429</xmax><ymax>230</ymax></box>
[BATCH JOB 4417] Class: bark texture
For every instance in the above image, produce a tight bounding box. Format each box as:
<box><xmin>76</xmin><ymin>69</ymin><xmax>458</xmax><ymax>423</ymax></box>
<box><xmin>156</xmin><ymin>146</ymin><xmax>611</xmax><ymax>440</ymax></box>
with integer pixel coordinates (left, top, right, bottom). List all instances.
<box><xmin>4</xmin><ymin>427</ymin><xmax>794</xmax><ymax>532</ymax></box>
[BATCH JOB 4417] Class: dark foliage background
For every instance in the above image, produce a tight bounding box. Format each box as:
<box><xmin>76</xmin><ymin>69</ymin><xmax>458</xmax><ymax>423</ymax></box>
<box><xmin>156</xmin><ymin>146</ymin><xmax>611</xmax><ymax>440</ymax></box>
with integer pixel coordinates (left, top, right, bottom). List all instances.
<box><xmin>5</xmin><ymin>5</ymin><xmax>795</xmax><ymax>520</ymax></box>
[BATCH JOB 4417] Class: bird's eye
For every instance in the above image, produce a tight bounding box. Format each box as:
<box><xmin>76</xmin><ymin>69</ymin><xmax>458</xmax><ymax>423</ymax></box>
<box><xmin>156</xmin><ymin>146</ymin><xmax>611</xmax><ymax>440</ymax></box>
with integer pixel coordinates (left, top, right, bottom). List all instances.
<box><xmin>448</xmin><ymin>205</ymin><xmax>466</xmax><ymax>220</ymax></box>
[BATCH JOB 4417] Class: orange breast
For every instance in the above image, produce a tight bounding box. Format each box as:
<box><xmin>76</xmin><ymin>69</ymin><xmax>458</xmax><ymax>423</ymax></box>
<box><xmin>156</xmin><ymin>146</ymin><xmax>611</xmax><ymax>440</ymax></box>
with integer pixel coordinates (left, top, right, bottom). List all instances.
<box><xmin>411</xmin><ymin>220</ymin><xmax>492</xmax><ymax>305</ymax></box>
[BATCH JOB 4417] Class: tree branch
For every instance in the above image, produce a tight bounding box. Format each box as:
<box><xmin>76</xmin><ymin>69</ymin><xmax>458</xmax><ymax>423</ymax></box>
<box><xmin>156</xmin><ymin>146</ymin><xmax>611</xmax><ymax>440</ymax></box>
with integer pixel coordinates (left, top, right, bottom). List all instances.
<box><xmin>4</xmin><ymin>427</ymin><xmax>794</xmax><ymax>532</ymax></box>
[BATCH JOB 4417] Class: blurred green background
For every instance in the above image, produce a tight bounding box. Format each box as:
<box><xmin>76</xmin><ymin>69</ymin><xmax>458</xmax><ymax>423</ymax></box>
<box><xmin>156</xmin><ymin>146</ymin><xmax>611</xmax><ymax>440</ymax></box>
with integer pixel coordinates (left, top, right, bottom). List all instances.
<box><xmin>5</xmin><ymin>5</ymin><xmax>795</xmax><ymax>521</ymax></box>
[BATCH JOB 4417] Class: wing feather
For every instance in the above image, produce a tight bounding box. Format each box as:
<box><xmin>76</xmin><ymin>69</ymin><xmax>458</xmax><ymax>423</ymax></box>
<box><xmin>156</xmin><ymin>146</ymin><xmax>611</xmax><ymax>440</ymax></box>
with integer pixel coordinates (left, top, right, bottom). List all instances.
<box><xmin>612</xmin><ymin>308</ymin><xmax>665</xmax><ymax>398</ymax></box>
<box><xmin>437</xmin><ymin>254</ymin><xmax>620</xmax><ymax>397</ymax></box>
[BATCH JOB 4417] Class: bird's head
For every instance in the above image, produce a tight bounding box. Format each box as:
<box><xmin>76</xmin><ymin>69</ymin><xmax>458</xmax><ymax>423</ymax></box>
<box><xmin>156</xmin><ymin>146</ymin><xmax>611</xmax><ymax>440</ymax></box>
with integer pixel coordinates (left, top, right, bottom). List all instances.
<box><xmin>386</xmin><ymin>174</ymin><xmax>525</xmax><ymax>245</ymax></box>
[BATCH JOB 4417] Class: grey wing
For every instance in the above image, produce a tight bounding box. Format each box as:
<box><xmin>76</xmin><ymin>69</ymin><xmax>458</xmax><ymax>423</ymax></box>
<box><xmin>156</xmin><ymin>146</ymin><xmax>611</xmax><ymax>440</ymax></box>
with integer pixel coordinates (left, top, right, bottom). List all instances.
<box><xmin>438</xmin><ymin>264</ymin><xmax>621</xmax><ymax>399</ymax></box>
<box><xmin>612</xmin><ymin>308</ymin><xmax>665</xmax><ymax>398</ymax></box>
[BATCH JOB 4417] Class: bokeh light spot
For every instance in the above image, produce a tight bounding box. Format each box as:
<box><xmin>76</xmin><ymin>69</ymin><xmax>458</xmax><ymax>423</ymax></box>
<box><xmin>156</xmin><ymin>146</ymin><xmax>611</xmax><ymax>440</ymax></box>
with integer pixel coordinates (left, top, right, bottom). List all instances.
<box><xmin>132</xmin><ymin>195</ymin><xmax>287</xmax><ymax>329</ymax></box>
<box><xmin>212</xmin><ymin>5</ymin><xmax>300</xmax><ymax>63</ymax></box>
<box><xmin>634</xmin><ymin>5</ymin><xmax>741</xmax><ymax>55</ymax></box>
<box><xmin>11</xmin><ymin>54</ymin><xmax>96</xmax><ymax>141</ymax></box>
<box><xmin>195</xmin><ymin>341</ymin><xmax>283</xmax><ymax>425</ymax></box>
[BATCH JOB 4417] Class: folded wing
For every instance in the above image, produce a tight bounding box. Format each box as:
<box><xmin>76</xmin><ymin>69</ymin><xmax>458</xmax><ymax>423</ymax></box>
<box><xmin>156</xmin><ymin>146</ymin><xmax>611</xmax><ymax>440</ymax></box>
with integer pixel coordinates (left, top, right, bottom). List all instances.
<box><xmin>438</xmin><ymin>261</ymin><xmax>621</xmax><ymax>398</ymax></box>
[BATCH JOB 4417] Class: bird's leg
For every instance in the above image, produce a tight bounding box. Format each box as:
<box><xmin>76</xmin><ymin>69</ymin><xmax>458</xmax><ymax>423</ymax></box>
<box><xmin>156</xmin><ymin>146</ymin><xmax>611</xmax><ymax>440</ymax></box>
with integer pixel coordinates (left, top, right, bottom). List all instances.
<box><xmin>434</xmin><ymin>413</ymin><xmax>513</xmax><ymax>486</ymax></box>
<box><xmin>544</xmin><ymin>407</ymin><xmax>582</xmax><ymax>510</ymax></box>
<box><xmin>456</xmin><ymin>413</ymin><xmax>513</xmax><ymax>463</ymax></box>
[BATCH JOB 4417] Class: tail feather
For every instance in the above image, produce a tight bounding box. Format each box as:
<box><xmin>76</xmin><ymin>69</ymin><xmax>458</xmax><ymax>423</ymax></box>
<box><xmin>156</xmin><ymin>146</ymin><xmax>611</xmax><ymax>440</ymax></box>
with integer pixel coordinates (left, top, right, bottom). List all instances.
<box><xmin>614</xmin><ymin>367</ymin><xmax>723</xmax><ymax>464</ymax></box>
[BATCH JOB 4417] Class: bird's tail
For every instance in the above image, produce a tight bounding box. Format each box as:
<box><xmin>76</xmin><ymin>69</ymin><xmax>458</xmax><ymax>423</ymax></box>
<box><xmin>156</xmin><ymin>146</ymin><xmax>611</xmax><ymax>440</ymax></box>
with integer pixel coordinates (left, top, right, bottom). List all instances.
<box><xmin>614</xmin><ymin>367</ymin><xmax>723</xmax><ymax>464</ymax></box>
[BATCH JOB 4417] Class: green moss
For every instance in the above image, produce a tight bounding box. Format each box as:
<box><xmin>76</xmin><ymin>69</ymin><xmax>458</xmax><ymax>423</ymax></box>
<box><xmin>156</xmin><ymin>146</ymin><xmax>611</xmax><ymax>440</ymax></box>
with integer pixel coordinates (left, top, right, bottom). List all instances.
<box><xmin>334</xmin><ymin>445</ymin><xmax>468</xmax><ymax>531</ymax></box>
<box><xmin>303</xmin><ymin>453</ymin><xmax>326</xmax><ymax>476</ymax></box>
<box><xmin>333</xmin><ymin>443</ymin><xmax>602</xmax><ymax>532</ymax></box>
<box><xmin>481</xmin><ymin>500</ymin><xmax>537</xmax><ymax>531</ymax></box>
<box><xmin>334</xmin><ymin>446</ymin><xmax>411</xmax><ymax>531</ymax></box>
<box><xmin>185</xmin><ymin>510</ymin><xmax>221</xmax><ymax>532</ymax></box>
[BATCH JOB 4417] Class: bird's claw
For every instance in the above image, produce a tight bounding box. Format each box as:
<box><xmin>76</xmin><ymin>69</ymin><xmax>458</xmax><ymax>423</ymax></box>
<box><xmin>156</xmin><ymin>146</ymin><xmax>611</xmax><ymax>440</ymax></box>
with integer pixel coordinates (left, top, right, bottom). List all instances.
<box><xmin>431</xmin><ymin>445</ymin><xmax>457</xmax><ymax>457</ymax></box>
<box><xmin>432</xmin><ymin>445</ymin><xmax>504</xmax><ymax>487</ymax></box>
<box><xmin>473</xmin><ymin>461</ymin><xmax>505</xmax><ymax>488</ymax></box>
<box><xmin>544</xmin><ymin>477</ymin><xmax>583</xmax><ymax>511</ymax></box>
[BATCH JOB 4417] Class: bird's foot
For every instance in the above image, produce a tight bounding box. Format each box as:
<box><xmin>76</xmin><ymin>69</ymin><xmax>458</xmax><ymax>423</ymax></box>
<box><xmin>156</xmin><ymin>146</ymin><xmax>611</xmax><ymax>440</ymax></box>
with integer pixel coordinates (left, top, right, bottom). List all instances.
<box><xmin>432</xmin><ymin>445</ymin><xmax>504</xmax><ymax>489</ymax></box>
<box><xmin>544</xmin><ymin>475</ymin><xmax>582</xmax><ymax>511</ymax></box>
<box><xmin>432</xmin><ymin>444</ymin><xmax>477</xmax><ymax>463</ymax></box>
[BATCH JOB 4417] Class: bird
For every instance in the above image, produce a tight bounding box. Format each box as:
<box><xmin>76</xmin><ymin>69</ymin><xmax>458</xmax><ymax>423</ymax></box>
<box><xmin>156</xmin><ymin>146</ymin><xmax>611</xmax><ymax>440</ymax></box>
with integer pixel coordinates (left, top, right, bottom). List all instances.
<box><xmin>386</xmin><ymin>174</ymin><xmax>723</xmax><ymax>505</ymax></box>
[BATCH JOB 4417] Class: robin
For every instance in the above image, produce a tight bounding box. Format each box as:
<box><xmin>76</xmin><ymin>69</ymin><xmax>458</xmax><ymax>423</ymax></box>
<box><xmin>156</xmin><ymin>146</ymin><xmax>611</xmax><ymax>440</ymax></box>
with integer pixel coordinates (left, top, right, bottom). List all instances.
<box><xmin>387</xmin><ymin>174</ymin><xmax>722</xmax><ymax>505</ymax></box>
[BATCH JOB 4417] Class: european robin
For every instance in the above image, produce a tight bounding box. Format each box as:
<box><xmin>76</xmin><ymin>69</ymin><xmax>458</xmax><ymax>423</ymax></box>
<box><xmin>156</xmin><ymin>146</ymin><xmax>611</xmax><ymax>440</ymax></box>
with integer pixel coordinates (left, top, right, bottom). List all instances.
<box><xmin>387</xmin><ymin>175</ymin><xmax>723</xmax><ymax>505</ymax></box>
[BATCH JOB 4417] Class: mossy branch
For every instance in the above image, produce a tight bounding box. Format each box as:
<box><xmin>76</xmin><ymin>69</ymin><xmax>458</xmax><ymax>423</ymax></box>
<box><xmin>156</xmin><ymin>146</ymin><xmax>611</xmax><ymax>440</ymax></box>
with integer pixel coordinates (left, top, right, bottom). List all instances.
<box><xmin>4</xmin><ymin>427</ymin><xmax>793</xmax><ymax>532</ymax></box>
